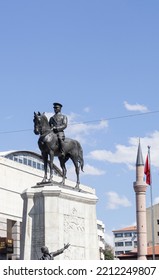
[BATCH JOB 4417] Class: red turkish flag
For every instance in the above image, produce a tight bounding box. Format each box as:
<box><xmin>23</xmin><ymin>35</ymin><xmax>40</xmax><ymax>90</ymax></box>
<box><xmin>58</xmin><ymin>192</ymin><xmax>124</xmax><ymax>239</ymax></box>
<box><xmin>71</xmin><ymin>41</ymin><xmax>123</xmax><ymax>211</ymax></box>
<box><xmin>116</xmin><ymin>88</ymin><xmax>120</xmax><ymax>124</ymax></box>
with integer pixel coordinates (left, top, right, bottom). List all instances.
<box><xmin>144</xmin><ymin>154</ymin><xmax>151</xmax><ymax>185</ymax></box>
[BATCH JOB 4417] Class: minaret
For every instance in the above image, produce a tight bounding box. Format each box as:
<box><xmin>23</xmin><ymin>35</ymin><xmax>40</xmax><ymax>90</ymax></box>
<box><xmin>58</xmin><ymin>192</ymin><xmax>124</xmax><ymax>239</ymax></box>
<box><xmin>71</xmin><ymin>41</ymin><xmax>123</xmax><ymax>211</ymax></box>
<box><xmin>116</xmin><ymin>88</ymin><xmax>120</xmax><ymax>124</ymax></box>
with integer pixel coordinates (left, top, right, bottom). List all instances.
<box><xmin>133</xmin><ymin>140</ymin><xmax>147</xmax><ymax>260</ymax></box>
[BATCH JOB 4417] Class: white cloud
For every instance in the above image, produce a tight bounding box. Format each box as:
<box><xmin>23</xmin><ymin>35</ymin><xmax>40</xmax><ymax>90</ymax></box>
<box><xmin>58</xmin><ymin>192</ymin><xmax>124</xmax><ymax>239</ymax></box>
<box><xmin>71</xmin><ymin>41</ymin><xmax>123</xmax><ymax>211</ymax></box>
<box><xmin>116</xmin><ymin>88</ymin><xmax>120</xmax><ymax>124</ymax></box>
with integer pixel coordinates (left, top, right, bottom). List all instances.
<box><xmin>88</xmin><ymin>131</ymin><xmax>159</xmax><ymax>169</ymax></box>
<box><xmin>89</xmin><ymin>145</ymin><xmax>136</xmax><ymax>165</ymax></box>
<box><xmin>88</xmin><ymin>139</ymin><xmax>138</xmax><ymax>170</ymax></box>
<box><xmin>106</xmin><ymin>191</ymin><xmax>132</xmax><ymax>209</ymax></box>
<box><xmin>82</xmin><ymin>164</ymin><xmax>105</xmax><ymax>175</ymax></box>
<box><xmin>154</xmin><ymin>196</ymin><xmax>159</xmax><ymax>205</ymax></box>
<box><xmin>67</xmin><ymin>119</ymin><xmax>108</xmax><ymax>135</ymax></box>
<box><xmin>66</xmin><ymin>118</ymin><xmax>108</xmax><ymax>145</ymax></box>
<box><xmin>124</xmin><ymin>101</ymin><xmax>148</xmax><ymax>112</ymax></box>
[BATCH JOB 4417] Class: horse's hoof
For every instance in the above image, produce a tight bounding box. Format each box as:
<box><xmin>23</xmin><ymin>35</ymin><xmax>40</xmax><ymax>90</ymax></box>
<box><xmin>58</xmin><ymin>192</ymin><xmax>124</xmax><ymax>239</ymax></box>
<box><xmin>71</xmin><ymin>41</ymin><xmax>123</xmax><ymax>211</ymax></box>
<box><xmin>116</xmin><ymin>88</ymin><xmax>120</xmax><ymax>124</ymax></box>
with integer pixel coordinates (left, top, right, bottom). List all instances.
<box><xmin>75</xmin><ymin>184</ymin><xmax>80</xmax><ymax>191</ymax></box>
<box><xmin>60</xmin><ymin>181</ymin><xmax>65</xmax><ymax>185</ymax></box>
<box><xmin>47</xmin><ymin>179</ymin><xmax>53</xmax><ymax>185</ymax></box>
<box><xmin>37</xmin><ymin>180</ymin><xmax>46</xmax><ymax>185</ymax></box>
<box><xmin>48</xmin><ymin>179</ymin><xmax>53</xmax><ymax>182</ymax></box>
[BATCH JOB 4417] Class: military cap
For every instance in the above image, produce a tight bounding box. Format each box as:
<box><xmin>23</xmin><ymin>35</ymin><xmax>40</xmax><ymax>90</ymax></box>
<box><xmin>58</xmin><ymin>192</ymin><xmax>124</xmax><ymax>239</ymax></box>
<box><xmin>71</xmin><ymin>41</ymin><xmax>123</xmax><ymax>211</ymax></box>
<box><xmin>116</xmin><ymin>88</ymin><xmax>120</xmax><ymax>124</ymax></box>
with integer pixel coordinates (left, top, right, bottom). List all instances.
<box><xmin>53</xmin><ymin>102</ymin><xmax>63</xmax><ymax>108</ymax></box>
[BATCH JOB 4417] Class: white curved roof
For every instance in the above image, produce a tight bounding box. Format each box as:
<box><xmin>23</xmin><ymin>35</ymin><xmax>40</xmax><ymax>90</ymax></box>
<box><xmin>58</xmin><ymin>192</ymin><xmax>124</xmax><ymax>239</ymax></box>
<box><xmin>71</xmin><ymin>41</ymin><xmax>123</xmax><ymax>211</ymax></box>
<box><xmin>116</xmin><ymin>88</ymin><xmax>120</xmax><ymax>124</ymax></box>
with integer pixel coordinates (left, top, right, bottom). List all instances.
<box><xmin>0</xmin><ymin>150</ymin><xmax>62</xmax><ymax>176</ymax></box>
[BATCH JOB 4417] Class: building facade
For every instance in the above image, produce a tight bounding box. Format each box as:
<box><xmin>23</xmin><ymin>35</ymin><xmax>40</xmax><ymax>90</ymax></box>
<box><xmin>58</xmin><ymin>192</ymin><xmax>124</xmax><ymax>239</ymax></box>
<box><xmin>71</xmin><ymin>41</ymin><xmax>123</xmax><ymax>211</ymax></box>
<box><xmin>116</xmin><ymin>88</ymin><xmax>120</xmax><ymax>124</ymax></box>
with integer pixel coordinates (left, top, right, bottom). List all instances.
<box><xmin>146</xmin><ymin>203</ymin><xmax>159</xmax><ymax>246</ymax></box>
<box><xmin>113</xmin><ymin>226</ymin><xmax>137</xmax><ymax>257</ymax></box>
<box><xmin>97</xmin><ymin>219</ymin><xmax>105</xmax><ymax>259</ymax></box>
<box><xmin>113</xmin><ymin>204</ymin><xmax>159</xmax><ymax>258</ymax></box>
<box><xmin>0</xmin><ymin>150</ymin><xmax>105</xmax><ymax>260</ymax></box>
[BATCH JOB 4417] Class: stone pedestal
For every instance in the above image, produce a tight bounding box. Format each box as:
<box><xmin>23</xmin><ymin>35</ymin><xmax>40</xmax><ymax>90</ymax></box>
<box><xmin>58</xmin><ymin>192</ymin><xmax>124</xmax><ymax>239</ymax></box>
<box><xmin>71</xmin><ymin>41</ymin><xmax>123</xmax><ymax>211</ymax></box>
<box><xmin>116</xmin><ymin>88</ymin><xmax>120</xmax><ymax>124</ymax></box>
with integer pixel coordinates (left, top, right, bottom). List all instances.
<box><xmin>20</xmin><ymin>183</ymin><xmax>99</xmax><ymax>260</ymax></box>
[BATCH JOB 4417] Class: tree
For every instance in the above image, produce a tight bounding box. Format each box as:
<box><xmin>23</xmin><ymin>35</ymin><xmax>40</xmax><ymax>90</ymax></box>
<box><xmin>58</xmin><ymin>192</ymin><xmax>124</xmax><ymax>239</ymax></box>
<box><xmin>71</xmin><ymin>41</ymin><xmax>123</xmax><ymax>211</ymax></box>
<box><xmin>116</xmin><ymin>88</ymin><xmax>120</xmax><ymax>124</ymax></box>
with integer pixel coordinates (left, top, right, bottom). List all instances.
<box><xmin>102</xmin><ymin>242</ymin><xmax>114</xmax><ymax>260</ymax></box>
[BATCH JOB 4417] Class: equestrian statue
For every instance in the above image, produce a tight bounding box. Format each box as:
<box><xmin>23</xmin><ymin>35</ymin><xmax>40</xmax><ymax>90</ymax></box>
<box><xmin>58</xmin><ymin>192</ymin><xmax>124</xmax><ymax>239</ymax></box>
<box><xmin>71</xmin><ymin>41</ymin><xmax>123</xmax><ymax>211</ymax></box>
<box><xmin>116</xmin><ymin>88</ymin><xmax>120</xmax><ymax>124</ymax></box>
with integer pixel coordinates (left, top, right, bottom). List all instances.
<box><xmin>33</xmin><ymin>103</ymin><xmax>84</xmax><ymax>190</ymax></box>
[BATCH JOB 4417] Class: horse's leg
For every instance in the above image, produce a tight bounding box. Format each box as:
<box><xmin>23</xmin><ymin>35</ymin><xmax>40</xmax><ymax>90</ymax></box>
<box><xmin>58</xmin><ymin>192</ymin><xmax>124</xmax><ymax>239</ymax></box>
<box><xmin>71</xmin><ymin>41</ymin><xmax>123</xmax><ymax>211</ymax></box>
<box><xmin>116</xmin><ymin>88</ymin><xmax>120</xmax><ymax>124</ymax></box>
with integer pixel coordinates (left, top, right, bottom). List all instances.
<box><xmin>59</xmin><ymin>158</ymin><xmax>67</xmax><ymax>185</ymax></box>
<box><xmin>41</xmin><ymin>152</ymin><xmax>48</xmax><ymax>183</ymax></box>
<box><xmin>75</xmin><ymin>164</ymin><xmax>80</xmax><ymax>190</ymax></box>
<box><xmin>72</xmin><ymin>159</ymin><xmax>80</xmax><ymax>190</ymax></box>
<box><xmin>48</xmin><ymin>151</ymin><xmax>54</xmax><ymax>182</ymax></box>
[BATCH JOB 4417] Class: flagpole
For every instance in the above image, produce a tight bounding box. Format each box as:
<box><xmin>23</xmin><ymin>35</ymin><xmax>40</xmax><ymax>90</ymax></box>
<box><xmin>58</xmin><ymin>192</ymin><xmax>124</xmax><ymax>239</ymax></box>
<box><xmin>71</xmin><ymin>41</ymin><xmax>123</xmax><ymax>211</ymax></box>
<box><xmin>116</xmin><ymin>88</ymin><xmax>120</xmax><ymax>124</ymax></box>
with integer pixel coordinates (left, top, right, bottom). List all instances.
<box><xmin>148</xmin><ymin>146</ymin><xmax>155</xmax><ymax>260</ymax></box>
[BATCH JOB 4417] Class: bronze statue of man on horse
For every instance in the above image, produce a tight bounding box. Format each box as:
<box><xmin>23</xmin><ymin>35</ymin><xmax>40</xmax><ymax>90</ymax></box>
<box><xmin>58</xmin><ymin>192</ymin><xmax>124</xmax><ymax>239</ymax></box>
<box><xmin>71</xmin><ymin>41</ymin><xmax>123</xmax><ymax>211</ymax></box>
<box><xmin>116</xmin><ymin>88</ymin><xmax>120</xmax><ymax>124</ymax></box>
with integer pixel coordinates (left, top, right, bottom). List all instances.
<box><xmin>49</xmin><ymin>102</ymin><xmax>67</xmax><ymax>157</ymax></box>
<box><xmin>33</xmin><ymin>103</ymin><xmax>84</xmax><ymax>190</ymax></box>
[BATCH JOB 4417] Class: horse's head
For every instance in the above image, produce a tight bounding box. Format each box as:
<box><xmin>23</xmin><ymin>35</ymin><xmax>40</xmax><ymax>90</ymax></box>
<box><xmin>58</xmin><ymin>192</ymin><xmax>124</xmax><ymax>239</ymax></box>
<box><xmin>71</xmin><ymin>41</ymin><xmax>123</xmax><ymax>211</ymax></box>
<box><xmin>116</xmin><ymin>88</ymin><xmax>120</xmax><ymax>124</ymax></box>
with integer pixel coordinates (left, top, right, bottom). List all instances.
<box><xmin>33</xmin><ymin>112</ymin><xmax>42</xmax><ymax>135</ymax></box>
<box><xmin>33</xmin><ymin>112</ymin><xmax>50</xmax><ymax>135</ymax></box>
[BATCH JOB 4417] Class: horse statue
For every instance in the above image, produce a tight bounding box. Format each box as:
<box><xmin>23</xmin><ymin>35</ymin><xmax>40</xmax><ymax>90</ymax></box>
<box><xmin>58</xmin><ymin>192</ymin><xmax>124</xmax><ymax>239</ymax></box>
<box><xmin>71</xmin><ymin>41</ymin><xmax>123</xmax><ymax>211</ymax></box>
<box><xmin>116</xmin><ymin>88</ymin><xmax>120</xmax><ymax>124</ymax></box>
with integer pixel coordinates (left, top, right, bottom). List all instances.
<box><xmin>33</xmin><ymin>112</ymin><xmax>84</xmax><ymax>190</ymax></box>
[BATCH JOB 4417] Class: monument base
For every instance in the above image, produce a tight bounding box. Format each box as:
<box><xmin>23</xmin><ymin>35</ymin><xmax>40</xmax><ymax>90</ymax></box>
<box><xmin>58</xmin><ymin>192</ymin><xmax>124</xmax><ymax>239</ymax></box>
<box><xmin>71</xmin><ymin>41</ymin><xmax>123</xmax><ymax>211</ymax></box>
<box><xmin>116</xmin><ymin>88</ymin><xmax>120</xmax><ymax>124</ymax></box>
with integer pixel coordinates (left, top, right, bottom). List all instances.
<box><xmin>20</xmin><ymin>183</ymin><xmax>99</xmax><ymax>260</ymax></box>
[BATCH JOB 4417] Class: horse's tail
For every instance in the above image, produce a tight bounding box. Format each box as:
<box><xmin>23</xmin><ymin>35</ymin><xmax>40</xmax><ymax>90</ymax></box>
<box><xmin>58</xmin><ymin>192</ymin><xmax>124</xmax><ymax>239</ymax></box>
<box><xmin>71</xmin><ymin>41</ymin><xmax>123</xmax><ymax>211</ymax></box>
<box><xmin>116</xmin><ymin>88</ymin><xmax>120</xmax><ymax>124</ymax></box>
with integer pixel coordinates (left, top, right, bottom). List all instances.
<box><xmin>77</xmin><ymin>142</ymin><xmax>84</xmax><ymax>172</ymax></box>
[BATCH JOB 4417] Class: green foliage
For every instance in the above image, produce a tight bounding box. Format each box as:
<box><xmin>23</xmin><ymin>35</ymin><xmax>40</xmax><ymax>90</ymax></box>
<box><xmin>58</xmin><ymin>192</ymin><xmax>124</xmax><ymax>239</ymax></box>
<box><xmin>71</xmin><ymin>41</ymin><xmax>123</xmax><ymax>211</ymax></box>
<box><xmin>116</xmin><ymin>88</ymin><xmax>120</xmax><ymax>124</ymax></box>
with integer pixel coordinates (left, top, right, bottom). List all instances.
<box><xmin>103</xmin><ymin>242</ymin><xmax>114</xmax><ymax>260</ymax></box>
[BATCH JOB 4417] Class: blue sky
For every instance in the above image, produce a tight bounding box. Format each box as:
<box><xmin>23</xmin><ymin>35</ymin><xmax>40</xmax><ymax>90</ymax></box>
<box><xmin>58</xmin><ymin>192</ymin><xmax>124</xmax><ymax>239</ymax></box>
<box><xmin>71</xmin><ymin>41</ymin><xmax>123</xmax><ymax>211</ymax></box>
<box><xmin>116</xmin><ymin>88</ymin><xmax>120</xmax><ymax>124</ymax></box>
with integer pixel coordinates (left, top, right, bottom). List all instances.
<box><xmin>1</xmin><ymin>0</ymin><xmax>159</xmax><ymax>246</ymax></box>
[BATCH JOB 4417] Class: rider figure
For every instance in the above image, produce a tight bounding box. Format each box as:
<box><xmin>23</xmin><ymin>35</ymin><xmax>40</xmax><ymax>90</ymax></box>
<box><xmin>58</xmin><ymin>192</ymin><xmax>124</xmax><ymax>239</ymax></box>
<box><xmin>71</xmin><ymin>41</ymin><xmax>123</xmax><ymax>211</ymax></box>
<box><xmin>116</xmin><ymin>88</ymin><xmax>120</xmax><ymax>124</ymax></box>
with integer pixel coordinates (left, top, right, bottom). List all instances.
<box><xmin>39</xmin><ymin>243</ymin><xmax>70</xmax><ymax>260</ymax></box>
<box><xmin>49</xmin><ymin>102</ymin><xmax>68</xmax><ymax>157</ymax></box>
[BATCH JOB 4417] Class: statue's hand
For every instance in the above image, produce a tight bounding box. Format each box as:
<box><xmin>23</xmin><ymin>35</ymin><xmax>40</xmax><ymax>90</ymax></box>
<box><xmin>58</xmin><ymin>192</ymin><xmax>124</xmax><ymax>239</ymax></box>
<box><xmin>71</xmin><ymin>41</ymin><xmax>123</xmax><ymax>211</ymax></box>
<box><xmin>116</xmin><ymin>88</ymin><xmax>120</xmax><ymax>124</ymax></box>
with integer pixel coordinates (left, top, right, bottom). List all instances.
<box><xmin>64</xmin><ymin>243</ymin><xmax>70</xmax><ymax>250</ymax></box>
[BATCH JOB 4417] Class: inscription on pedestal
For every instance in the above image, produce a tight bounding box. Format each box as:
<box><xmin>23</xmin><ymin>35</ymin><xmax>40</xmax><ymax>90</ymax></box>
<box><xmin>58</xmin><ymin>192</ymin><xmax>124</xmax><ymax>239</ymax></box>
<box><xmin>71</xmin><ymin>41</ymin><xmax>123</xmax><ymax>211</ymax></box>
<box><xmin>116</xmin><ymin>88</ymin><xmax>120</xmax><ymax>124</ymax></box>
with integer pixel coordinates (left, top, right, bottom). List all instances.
<box><xmin>32</xmin><ymin>226</ymin><xmax>44</xmax><ymax>248</ymax></box>
<box><xmin>64</xmin><ymin>208</ymin><xmax>85</xmax><ymax>233</ymax></box>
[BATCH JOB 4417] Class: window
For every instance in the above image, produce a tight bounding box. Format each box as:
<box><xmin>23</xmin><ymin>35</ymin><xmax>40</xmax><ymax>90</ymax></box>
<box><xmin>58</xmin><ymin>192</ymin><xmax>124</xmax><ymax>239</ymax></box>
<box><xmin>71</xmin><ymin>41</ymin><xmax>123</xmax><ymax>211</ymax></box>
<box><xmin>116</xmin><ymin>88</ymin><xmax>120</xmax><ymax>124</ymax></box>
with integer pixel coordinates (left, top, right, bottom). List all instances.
<box><xmin>8</xmin><ymin>155</ymin><xmax>13</xmax><ymax>160</ymax></box>
<box><xmin>37</xmin><ymin>163</ymin><xmax>41</xmax><ymax>169</ymax></box>
<box><xmin>125</xmin><ymin>241</ymin><xmax>132</xmax><ymax>246</ymax></box>
<box><xmin>115</xmin><ymin>242</ymin><xmax>123</xmax><ymax>247</ymax></box>
<box><xmin>14</xmin><ymin>156</ymin><xmax>18</xmax><ymax>162</ymax></box>
<box><xmin>23</xmin><ymin>158</ymin><xmax>27</xmax><ymax>165</ymax></box>
<box><xmin>97</xmin><ymin>224</ymin><xmax>102</xmax><ymax>230</ymax></box>
<box><xmin>124</xmin><ymin>232</ymin><xmax>132</xmax><ymax>237</ymax></box>
<box><xmin>115</xmin><ymin>233</ymin><xmax>123</xmax><ymax>238</ymax></box>
<box><xmin>157</xmin><ymin>220</ymin><xmax>159</xmax><ymax>225</ymax></box>
<box><xmin>33</xmin><ymin>161</ymin><xmax>36</xmax><ymax>168</ymax></box>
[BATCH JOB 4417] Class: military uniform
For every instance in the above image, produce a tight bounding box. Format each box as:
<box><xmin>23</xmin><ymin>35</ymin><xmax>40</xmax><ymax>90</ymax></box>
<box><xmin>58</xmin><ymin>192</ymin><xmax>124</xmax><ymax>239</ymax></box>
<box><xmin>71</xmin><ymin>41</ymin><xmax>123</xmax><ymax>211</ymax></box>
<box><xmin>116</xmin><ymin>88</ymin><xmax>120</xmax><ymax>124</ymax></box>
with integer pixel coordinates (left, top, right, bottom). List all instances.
<box><xmin>49</xmin><ymin>102</ymin><xmax>68</xmax><ymax>156</ymax></box>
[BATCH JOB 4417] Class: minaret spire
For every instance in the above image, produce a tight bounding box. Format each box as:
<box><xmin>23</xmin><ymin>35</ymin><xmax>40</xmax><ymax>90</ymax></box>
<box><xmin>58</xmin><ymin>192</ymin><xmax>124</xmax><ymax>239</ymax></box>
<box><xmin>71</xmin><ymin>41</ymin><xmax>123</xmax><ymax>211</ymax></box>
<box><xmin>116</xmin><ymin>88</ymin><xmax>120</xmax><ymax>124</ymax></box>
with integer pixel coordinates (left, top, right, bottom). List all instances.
<box><xmin>133</xmin><ymin>140</ymin><xmax>147</xmax><ymax>260</ymax></box>
<box><xmin>136</xmin><ymin>138</ymin><xmax>144</xmax><ymax>166</ymax></box>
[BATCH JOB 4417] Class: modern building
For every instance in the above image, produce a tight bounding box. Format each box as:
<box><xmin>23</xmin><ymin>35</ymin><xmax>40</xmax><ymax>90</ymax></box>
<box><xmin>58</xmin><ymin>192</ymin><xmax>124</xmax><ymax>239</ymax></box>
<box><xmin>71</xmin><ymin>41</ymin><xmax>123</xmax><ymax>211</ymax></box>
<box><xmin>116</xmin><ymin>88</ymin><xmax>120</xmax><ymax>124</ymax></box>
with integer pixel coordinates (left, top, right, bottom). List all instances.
<box><xmin>0</xmin><ymin>150</ymin><xmax>105</xmax><ymax>260</ymax></box>
<box><xmin>118</xmin><ymin>245</ymin><xmax>159</xmax><ymax>260</ymax></box>
<box><xmin>112</xmin><ymin>204</ymin><xmax>159</xmax><ymax>259</ymax></box>
<box><xmin>113</xmin><ymin>226</ymin><xmax>137</xmax><ymax>257</ymax></box>
<box><xmin>146</xmin><ymin>203</ymin><xmax>159</xmax><ymax>246</ymax></box>
<box><xmin>113</xmin><ymin>203</ymin><xmax>159</xmax><ymax>260</ymax></box>
<box><xmin>97</xmin><ymin>219</ymin><xmax>105</xmax><ymax>259</ymax></box>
